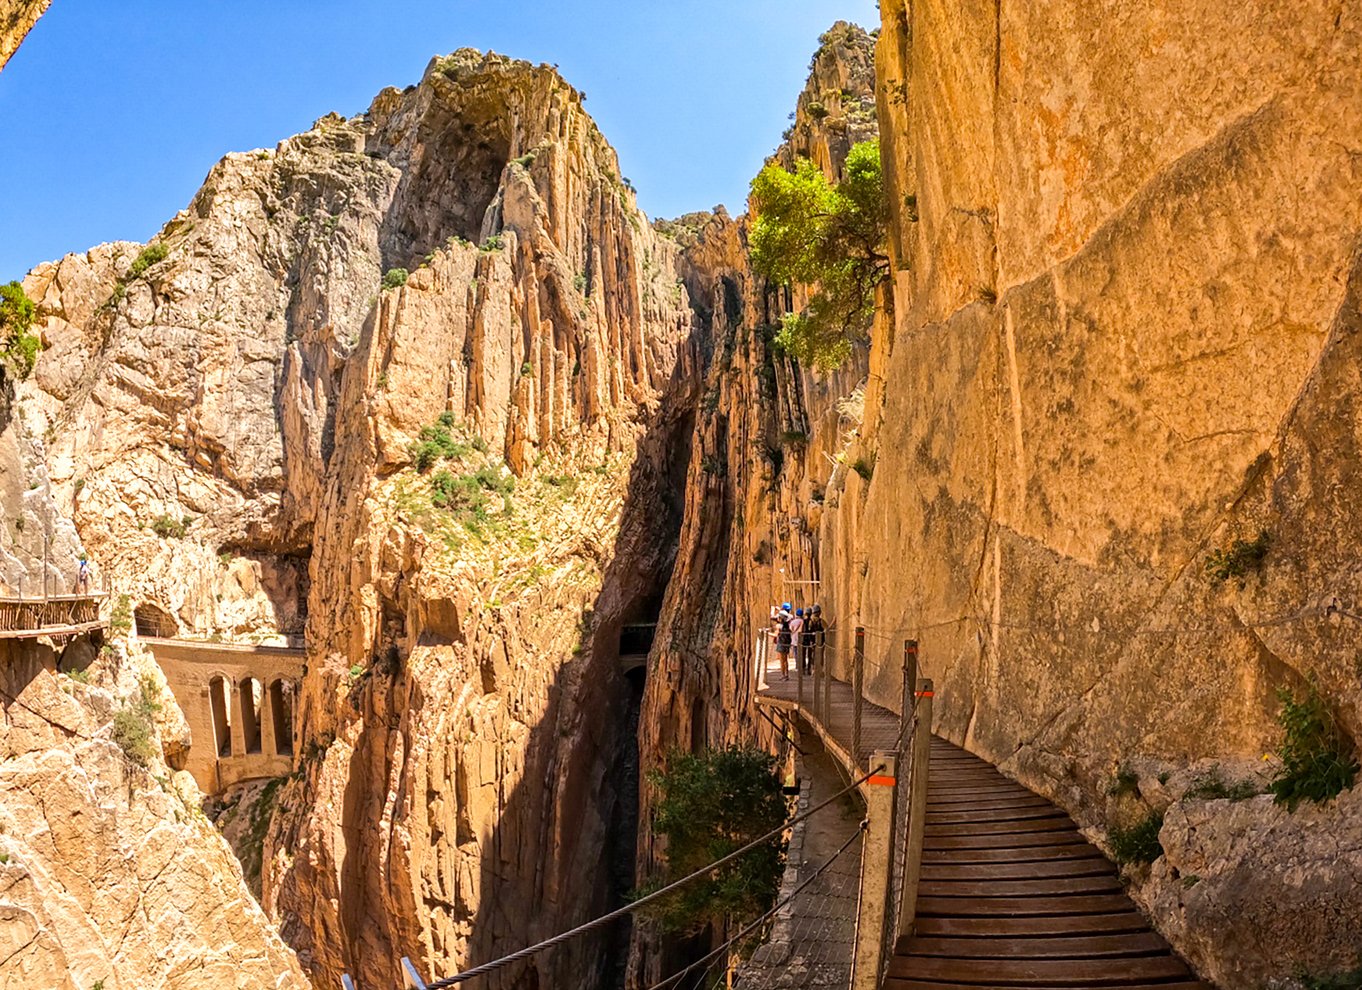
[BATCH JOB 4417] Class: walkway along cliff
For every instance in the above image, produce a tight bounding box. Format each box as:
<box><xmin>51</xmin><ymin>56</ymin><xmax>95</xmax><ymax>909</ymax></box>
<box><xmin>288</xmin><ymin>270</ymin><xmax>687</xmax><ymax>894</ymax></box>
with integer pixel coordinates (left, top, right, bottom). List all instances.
<box><xmin>634</xmin><ymin>4</ymin><xmax>1362</xmax><ymax>988</ymax></box>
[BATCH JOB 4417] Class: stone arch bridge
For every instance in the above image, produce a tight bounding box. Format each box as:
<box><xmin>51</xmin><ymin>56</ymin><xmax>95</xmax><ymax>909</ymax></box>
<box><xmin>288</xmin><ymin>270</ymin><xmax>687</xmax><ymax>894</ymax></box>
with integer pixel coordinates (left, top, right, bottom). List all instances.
<box><xmin>141</xmin><ymin>637</ymin><xmax>304</xmax><ymax>794</ymax></box>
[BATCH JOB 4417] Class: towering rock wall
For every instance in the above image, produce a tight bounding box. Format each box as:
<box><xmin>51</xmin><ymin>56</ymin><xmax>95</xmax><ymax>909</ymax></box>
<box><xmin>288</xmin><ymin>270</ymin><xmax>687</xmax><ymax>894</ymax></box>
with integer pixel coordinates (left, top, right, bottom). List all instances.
<box><xmin>832</xmin><ymin>2</ymin><xmax>1362</xmax><ymax>982</ymax></box>
<box><xmin>641</xmin><ymin>6</ymin><xmax>1362</xmax><ymax>988</ymax></box>
<box><xmin>15</xmin><ymin>47</ymin><xmax>704</xmax><ymax>990</ymax></box>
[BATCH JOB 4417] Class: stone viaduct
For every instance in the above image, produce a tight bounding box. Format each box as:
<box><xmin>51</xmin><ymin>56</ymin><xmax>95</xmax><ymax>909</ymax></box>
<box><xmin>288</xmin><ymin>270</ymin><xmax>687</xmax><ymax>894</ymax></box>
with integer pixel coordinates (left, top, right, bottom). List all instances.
<box><xmin>141</xmin><ymin>636</ymin><xmax>304</xmax><ymax>794</ymax></box>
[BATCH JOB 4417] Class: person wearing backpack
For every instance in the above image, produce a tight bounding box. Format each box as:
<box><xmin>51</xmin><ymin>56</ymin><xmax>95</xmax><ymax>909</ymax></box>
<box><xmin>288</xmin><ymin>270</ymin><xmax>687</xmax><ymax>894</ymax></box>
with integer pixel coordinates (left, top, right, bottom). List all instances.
<box><xmin>802</xmin><ymin>605</ymin><xmax>824</xmax><ymax>675</ymax></box>
<box><xmin>775</xmin><ymin>607</ymin><xmax>793</xmax><ymax>680</ymax></box>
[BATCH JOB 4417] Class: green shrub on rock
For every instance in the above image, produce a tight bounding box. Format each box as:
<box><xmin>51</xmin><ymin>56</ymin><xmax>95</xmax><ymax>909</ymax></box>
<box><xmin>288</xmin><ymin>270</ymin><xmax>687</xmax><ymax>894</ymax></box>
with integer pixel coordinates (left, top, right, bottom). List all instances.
<box><xmin>1270</xmin><ymin>684</ymin><xmax>1358</xmax><ymax>810</ymax></box>
<box><xmin>0</xmin><ymin>281</ymin><xmax>41</xmax><ymax>380</ymax></box>
<box><xmin>1108</xmin><ymin>810</ymin><xmax>1164</xmax><ymax>865</ymax></box>
<box><xmin>633</xmin><ymin>745</ymin><xmax>787</xmax><ymax>934</ymax></box>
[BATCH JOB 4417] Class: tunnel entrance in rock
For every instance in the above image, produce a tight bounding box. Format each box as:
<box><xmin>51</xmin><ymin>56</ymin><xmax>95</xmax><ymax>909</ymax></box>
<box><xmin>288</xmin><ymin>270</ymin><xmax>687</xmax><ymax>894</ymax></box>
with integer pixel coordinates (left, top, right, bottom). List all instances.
<box><xmin>134</xmin><ymin>602</ymin><xmax>178</xmax><ymax>639</ymax></box>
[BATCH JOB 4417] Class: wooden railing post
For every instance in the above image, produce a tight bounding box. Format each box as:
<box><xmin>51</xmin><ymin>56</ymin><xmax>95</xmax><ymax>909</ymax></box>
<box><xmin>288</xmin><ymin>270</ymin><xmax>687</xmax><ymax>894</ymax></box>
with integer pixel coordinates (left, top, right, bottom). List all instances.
<box><xmin>822</xmin><ymin>629</ymin><xmax>832</xmax><ymax>725</ymax></box>
<box><xmin>899</xmin><ymin>677</ymin><xmax>934</xmax><ymax>939</ymax></box>
<box><xmin>852</xmin><ymin>626</ymin><xmax>865</xmax><ymax>763</ymax></box>
<box><xmin>850</xmin><ymin>752</ymin><xmax>896</xmax><ymax>990</ymax></box>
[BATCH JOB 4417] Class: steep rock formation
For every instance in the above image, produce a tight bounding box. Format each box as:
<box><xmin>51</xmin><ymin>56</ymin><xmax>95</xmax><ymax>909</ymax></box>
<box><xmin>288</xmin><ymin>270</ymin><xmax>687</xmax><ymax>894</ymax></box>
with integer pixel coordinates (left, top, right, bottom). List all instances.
<box><xmin>630</xmin><ymin>26</ymin><xmax>881</xmax><ymax>985</ymax></box>
<box><xmin>0</xmin><ymin>639</ymin><xmax>309</xmax><ymax>990</ymax></box>
<box><xmin>261</xmin><ymin>52</ymin><xmax>703</xmax><ymax>990</ymax></box>
<box><xmin>641</xmin><ymin>5</ymin><xmax>1362</xmax><ymax>987</ymax></box>
<box><xmin>0</xmin><ymin>0</ymin><xmax>48</xmax><ymax>71</ymax></box>
<box><xmin>18</xmin><ymin>47</ymin><xmax>706</xmax><ymax>990</ymax></box>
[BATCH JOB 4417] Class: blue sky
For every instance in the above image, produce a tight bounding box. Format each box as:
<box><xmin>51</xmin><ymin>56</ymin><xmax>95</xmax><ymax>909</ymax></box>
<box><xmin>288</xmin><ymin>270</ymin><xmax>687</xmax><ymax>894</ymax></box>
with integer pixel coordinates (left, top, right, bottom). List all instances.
<box><xmin>0</xmin><ymin>0</ymin><xmax>879</xmax><ymax>280</ymax></box>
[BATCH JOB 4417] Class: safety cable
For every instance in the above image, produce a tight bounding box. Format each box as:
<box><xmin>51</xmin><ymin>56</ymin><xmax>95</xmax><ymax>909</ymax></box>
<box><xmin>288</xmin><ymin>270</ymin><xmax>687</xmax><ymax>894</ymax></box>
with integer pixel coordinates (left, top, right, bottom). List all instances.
<box><xmin>423</xmin><ymin>766</ymin><xmax>884</xmax><ymax>988</ymax></box>
<box><xmin>643</xmin><ymin>822</ymin><xmax>868</xmax><ymax>990</ymax></box>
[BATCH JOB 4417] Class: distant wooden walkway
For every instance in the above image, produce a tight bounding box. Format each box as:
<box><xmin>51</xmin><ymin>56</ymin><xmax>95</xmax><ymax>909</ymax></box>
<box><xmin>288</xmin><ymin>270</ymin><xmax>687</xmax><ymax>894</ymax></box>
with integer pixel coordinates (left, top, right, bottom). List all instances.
<box><xmin>886</xmin><ymin>739</ymin><xmax>1208</xmax><ymax>990</ymax></box>
<box><xmin>0</xmin><ymin>593</ymin><xmax>107</xmax><ymax>640</ymax></box>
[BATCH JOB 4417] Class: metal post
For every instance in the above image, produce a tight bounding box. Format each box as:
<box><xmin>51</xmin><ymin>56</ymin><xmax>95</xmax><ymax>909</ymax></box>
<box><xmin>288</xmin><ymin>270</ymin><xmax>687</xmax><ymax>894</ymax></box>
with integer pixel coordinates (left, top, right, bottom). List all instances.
<box><xmin>822</xmin><ymin>629</ymin><xmax>832</xmax><ymax>726</ymax></box>
<box><xmin>900</xmin><ymin>640</ymin><xmax>918</xmax><ymax>747</ymax></box>
<box><xmin>401</xmin><ymin>958</ymin><xmax>429</xmax><ymax>990</ymax></box>
<box><xmin>340</xmin><ymin>977</ymin><xmax>357</xmax><ymax>990</ymax></box>
<box><xmin>796</xmin><ymin>621</ymin><xmax>805</xmax><ymax>708</ymax></box>
<box><xmin>850</xmin><ymin>752</ymin><xmax>896</xmax><ymax>990</ymax></box>
<box><xmin>852</xmin><ymin>626</ymin><xmax>865</xmax><ymax>764</ymax></box>
<box><xmin>900</xmin><ymin>678</ymin><xmax>934</xmax><ymax>939</ymax></box>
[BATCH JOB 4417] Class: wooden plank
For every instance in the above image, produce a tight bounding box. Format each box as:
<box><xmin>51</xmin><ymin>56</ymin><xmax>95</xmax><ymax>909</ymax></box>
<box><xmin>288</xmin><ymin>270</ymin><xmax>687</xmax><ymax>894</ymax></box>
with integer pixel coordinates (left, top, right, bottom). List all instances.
<box><xmin>920</xmin><ymin>857</ymin><xmax>1114</xmax><ymax>882</ymax></box>
<box><xmin>886</xmin><ymin>953</ymin><xmax>1194</xmax><ymax>985</ymax></box>
<box><xmin>926</xmin><ymin>794</ymin><xmax>1052</xmax><ymax>809</ymax></box>
<box><xmin>918</xmin><ymin>874</ymin><xmax>1125</xmax><ymax>897</ymax></box>
<box><xmin>921</xmin><ymin>842</ymin><xmax>1097</xmax><ymax>865</ymax></box>
<box><xmin>923</xmin><ymin>830</ymin><xmax>1087</xmax><ymax>851</ymax></box>
<box><xmin>924</xmin><ymin>817</ymin><xmax>1078</xmax><ymax>838</ymax></box>
<box><xmin>904</xmin><ymin>931</ymin><xmax>1170</xmax><ymax>959</ymax></box>
<box><xmin>914</xmin><ymin>892</ymin><xmax>1137</xmax><ymax>917</ymax></box>
<box><xmin>927</xmin><ymin>805</ymin><xmax>1069</xmax><ymax>824</ymax></box>
<box><xmin>909</xmin><ymin>912</ymin><xmax>1151</xmax><ymax>939</ymax></box>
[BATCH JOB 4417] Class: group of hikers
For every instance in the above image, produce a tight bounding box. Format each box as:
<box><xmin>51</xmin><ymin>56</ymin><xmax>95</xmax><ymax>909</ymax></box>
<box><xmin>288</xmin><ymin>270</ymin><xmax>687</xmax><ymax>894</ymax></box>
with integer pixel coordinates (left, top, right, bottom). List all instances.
<box><xmin>769</xmin><ymin>602</ymin><xmax>829</xmax><ymax>680</ymax></box>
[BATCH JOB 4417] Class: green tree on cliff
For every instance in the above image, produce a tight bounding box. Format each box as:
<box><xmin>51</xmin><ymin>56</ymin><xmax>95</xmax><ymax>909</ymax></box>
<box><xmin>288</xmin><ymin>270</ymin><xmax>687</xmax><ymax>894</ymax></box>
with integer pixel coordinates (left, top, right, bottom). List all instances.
<box><xmin>749</xmin><ymin>139</ymin><xmax>888</xmax><ymax>370</ymax></box>
<box><xmin>637</xmin><ymin>745</ymin><xmax>787</xmax><ymax>934</ymax></box>
<box><xmin>0</xmin><ymin>281</ymin><xmax>40</xmax><ymax>380</ymax></box>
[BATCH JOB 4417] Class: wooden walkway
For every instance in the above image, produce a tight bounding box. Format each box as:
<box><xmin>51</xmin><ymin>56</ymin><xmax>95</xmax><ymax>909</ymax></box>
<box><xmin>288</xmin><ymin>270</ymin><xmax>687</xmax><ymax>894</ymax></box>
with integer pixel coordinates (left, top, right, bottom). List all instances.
<box><xmin>886</xmin><ymin>739</ymin><xmax>1208</xmax><ymax>990</ymax></box>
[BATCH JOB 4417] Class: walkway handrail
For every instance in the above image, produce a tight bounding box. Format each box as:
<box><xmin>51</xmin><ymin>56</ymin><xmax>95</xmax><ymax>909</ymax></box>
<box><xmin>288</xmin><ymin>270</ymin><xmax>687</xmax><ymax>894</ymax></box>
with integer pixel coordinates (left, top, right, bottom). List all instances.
<box><xmin>368</xmin><ymin>766</ymin><xmax>886</xmax><ymax>990</ymax></box>
<box><xmin>753</xmin><ymin>625</ymin><xmax>935</xmax><ymax>989</ymax></box>
<box><xmin>0</xmin><ymin>593</ymin><xmax>108</xmax><ymax>640</ymax></box>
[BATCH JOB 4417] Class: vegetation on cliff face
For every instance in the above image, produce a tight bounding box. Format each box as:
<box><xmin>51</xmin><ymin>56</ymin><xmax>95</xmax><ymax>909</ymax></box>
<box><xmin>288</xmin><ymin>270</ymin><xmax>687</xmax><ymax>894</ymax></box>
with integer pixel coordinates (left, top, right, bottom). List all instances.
<box><xmin>0</xmin><ymin>280</ymin><xmax>40</xmax><ymax>379</ymax></box>
<box><xmin>749</xmin><ymin>139</ymin><xmax>887</xmax><ymax>369</ymax></box>
<box><xmin>637</xmin><ymin>746</ymin><xmax>787</xmax><ymax>935</ymax></box>
<box><xmin>1271</xmin><ymin>685</ymin><xmax>1359</xmax><ymax>810</ymax></box>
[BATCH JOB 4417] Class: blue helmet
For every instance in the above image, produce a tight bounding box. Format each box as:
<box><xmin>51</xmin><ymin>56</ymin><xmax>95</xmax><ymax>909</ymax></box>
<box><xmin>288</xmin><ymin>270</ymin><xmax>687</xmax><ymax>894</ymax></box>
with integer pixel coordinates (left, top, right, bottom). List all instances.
<box><xmin>796</xmin><ymin>608</ymin><xmax>804</xmax><ymax>616</ymax></box>
<box><xmin>782</xmin><ymin>602</ymin><xmax>791</xmax><ymax>610</ymax></box>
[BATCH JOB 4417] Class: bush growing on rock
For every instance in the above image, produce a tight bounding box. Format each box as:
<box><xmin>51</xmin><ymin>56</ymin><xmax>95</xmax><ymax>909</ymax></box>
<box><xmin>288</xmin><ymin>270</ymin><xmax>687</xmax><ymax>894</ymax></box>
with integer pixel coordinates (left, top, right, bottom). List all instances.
<box><xmin>126</xmin><ymin>243</ymin><xmax>168</xmax><ymax>280</ymax></box>
<box><xmin>1270</xmin><ymin>684</ymin><xmax>1358</xmax><ymax>810</ymax></box>
<box><xmin>1205</xmin><ymin>530</ymin><xmax>1271</xmax><ymax>586</ymax></box>
<box><xmin>112</xmin><ymin>677</ymin><xmax>162</xmax><ymax>768</ymax></box>
<box><xmin>749</xmin><ymin>139</ymin><xmax>888</xmax><ymax>370</ymax></box>
<box><xmin>382</xmin><ymin>267</ymin><xmax>408</xmax><ymax>290</ymax></box>
<box><xmin>0</xmin><ymin>281</ymin><xmax>41</xmax><ymax>380</ymax></box>
<box><xmin>634</xmin><ymin>745</ymin><xmax>787</xmax><ymax>934</ymax></box>
<box><xmin>150</xmin><ymin>514</ymin><xmax>188</xmax><ymax>539</ymax></box>
<box><xmin>1108</xmin><ymin>809</ymin><xmax>1164</xmax><ymax>865</ymax></box>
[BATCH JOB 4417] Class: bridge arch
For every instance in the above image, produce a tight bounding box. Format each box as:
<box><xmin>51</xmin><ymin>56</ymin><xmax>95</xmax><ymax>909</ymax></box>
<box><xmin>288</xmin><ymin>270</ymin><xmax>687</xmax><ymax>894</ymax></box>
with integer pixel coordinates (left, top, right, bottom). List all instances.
<box><xmin>208</xmin><ymin>674</ymin><xmax>232</xmax><ymax>757</ymax></box>
<box><xmin>268</xmin><ymin>678</ymin><xmax>295</xmax><ymax>756</ymax></box>
<box><xmin>239</xmin><ymin>677</ymin><xmax>263</xmax><ymax>754</ymax></box>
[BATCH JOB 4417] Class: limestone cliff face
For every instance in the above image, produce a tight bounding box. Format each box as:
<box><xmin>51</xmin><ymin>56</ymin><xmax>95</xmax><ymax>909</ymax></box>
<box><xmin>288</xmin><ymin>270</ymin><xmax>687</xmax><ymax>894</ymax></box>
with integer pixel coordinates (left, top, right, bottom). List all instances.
<box><xmin>644</xmin><ymin>5</ymin><xmax>1362</xmax><ymax>987</ymax></box>
<box><xmin>0</xmin><ymin>0</ymin><xmax>48</xmax><ymax>71</ymax></box>
<box><xmin>251</xmin><ymin>54</ymin><xmax>702</xmax><ymax>990</ymax></box>
<box><xmin>0</xmin><ymin>639</ymin><xmax>309</xmax><ymax>990</ymax></box>
<box><xmin>18</xmin><ymin>47</ymin><xmax>704</xmax><ymax>990</ymax></box>
<box><xmin>629</xmin><ymin>27</ymin><xmax>880</xmax><ymax>985</ymax></box>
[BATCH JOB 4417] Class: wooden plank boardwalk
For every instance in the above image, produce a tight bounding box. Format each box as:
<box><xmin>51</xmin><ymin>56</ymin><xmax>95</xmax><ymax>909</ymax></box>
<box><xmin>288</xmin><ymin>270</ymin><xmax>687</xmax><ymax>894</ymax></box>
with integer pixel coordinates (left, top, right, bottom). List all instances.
<box><xmin>886</xmin><ymin>738</ymin><xmax>1208</xmax><ymax>990</ymax></box>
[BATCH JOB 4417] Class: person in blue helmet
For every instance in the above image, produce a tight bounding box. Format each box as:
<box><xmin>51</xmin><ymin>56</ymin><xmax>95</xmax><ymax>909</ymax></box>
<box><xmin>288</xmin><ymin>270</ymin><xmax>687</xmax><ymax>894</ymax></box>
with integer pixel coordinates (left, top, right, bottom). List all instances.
<box><xmin>789</xmin><ymin>608</ymin><xmax>805</xmax><ymax>676</ymax></box>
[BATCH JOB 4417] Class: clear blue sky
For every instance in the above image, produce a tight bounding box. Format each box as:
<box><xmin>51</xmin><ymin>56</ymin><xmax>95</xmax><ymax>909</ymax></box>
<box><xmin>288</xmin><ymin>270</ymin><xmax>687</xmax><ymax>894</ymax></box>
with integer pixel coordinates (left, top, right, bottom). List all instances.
<box><xmin>0</xmin><ymin>0</ymin><xmax>879</xmax><ymax>281</ymax></box>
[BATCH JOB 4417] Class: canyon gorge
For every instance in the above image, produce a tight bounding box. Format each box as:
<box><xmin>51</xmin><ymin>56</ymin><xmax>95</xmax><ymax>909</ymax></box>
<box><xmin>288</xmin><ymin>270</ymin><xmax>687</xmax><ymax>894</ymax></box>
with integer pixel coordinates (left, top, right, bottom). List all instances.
<box><xmin>1</xmin><ymin>3</ymin><xmax>1360</xmax><ymax>990</ymax></box>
